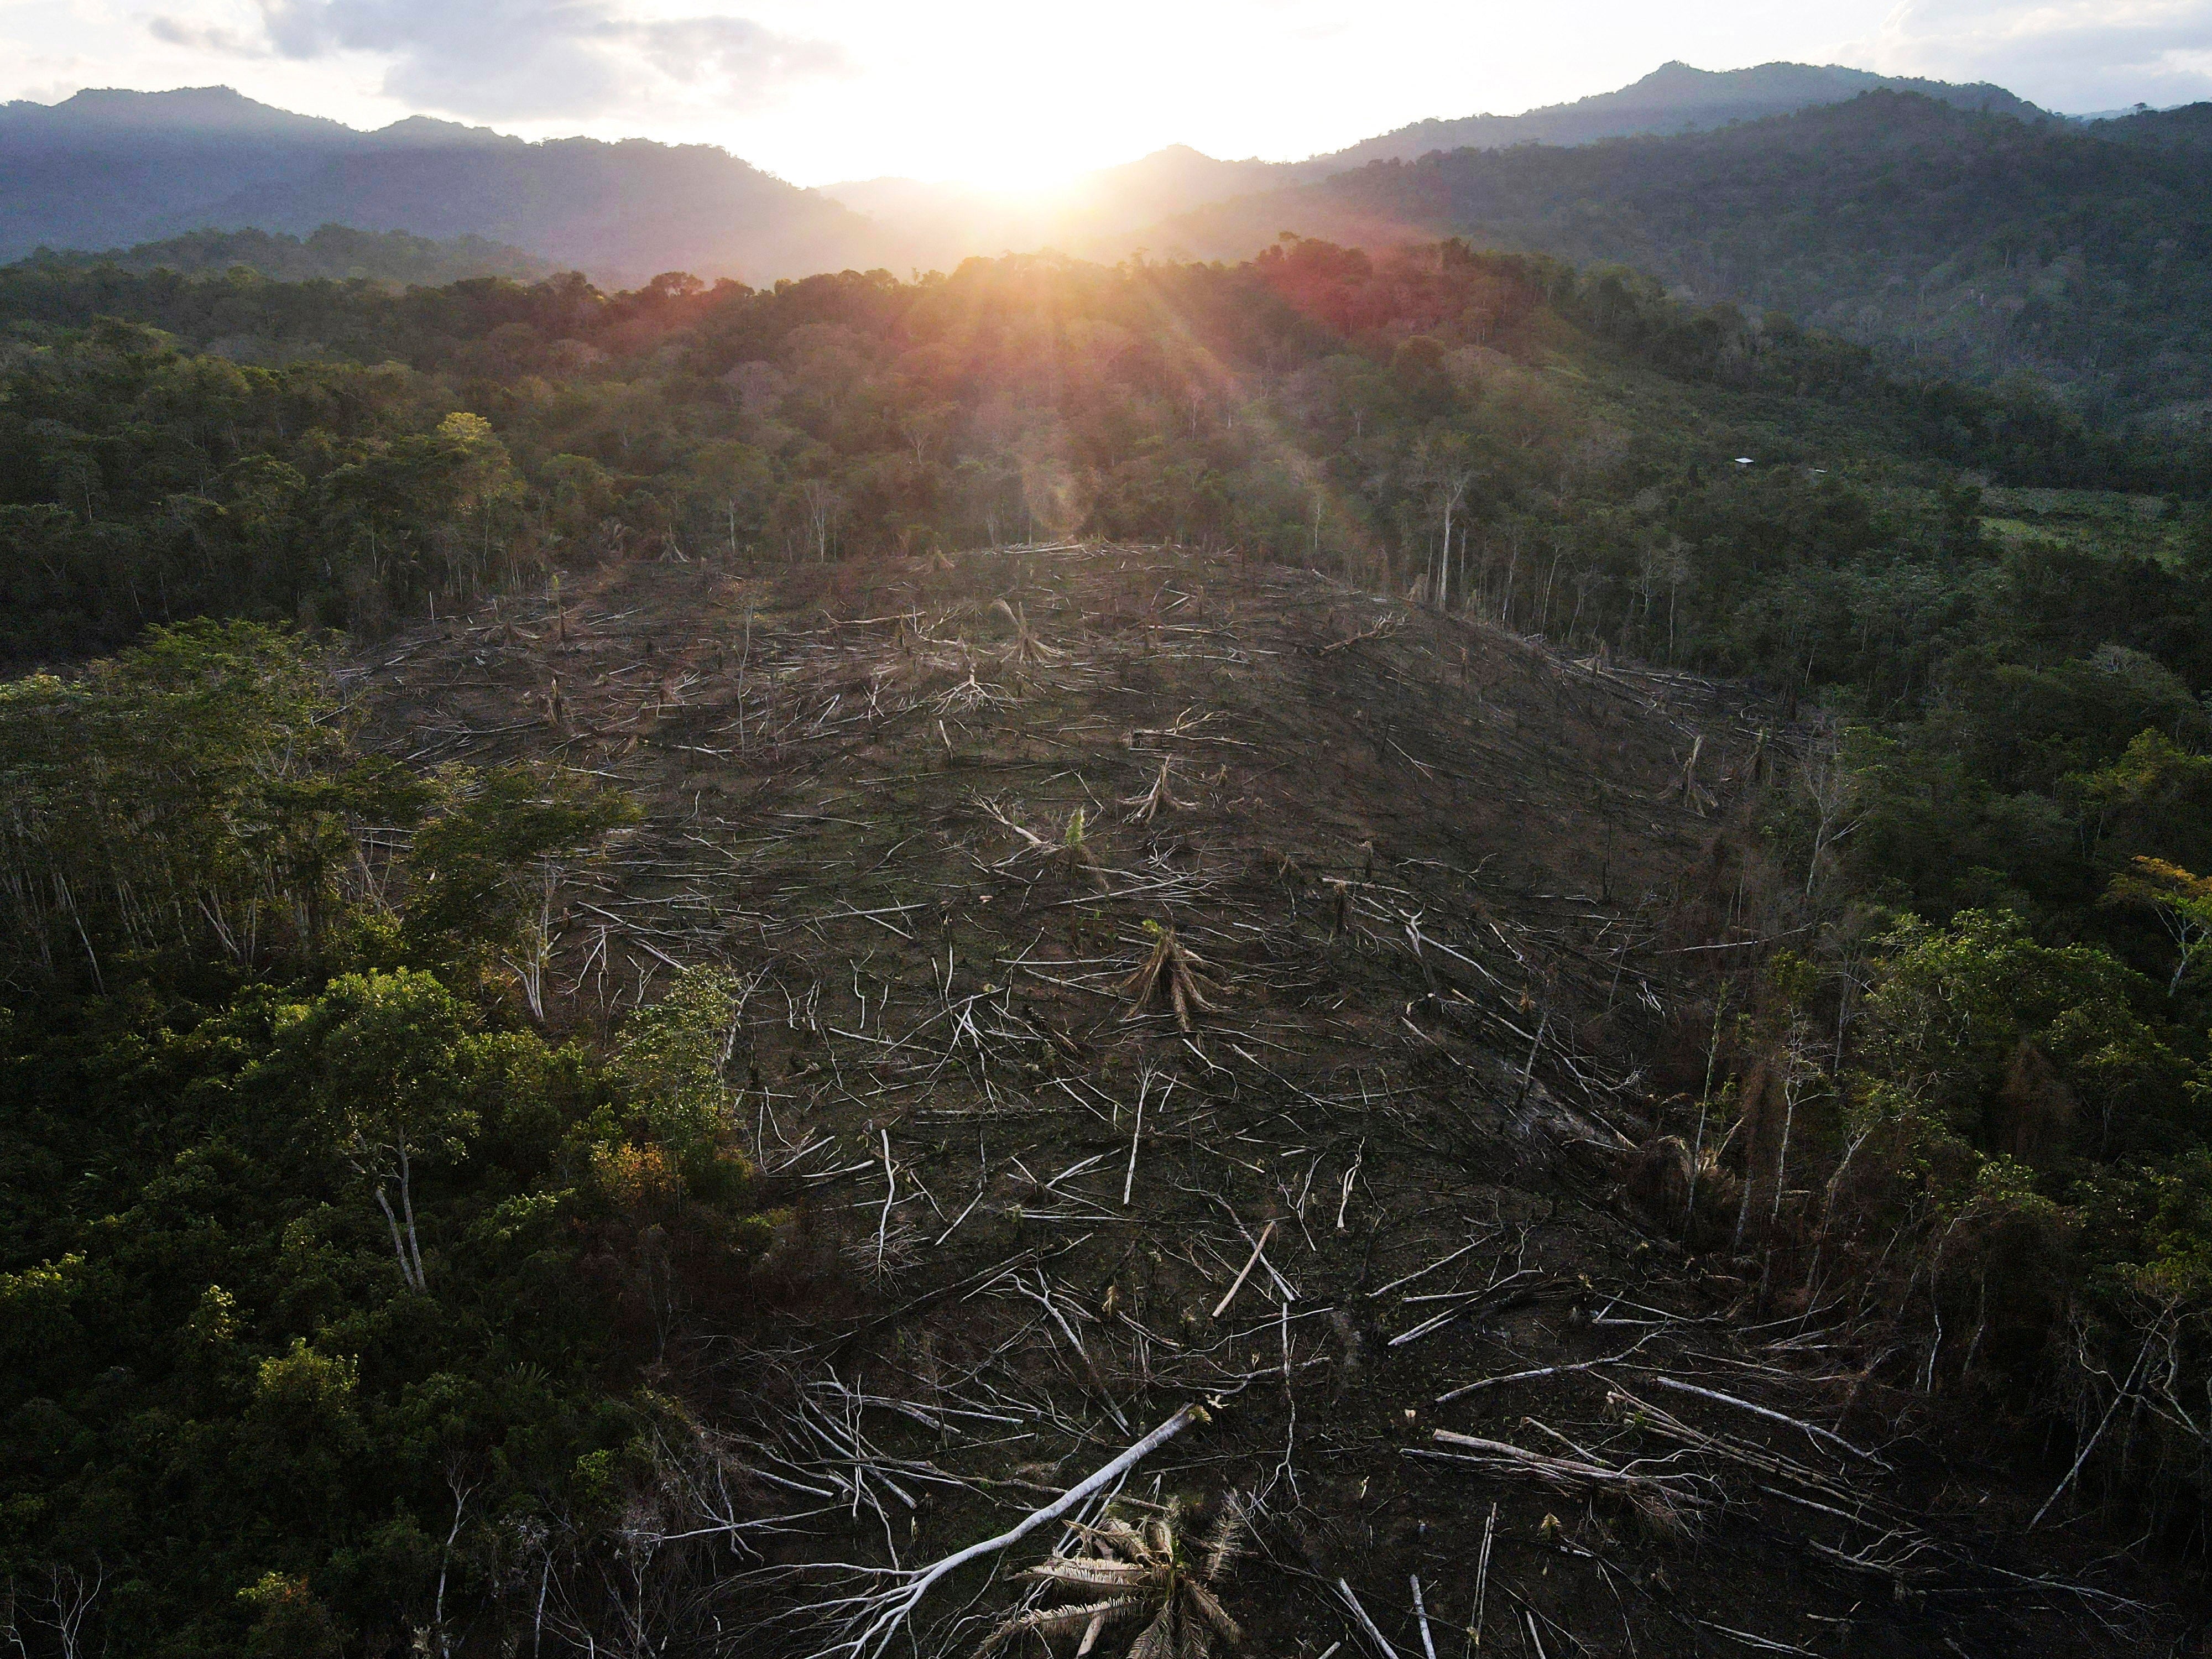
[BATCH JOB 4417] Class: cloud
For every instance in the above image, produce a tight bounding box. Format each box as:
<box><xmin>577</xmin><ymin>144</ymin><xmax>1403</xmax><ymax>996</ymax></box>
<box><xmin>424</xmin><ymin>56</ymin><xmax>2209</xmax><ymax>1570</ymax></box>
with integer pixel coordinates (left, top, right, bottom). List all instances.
<box><xmin>1861</xmin><ymin>0</ymin><xmax>2212</xmax><ymax>109</ymax></box>
<box><xmin>147</xmin><ymin>15</ymin><xmax>265</xmax><ymax>53</ymax></box>
<box><xmin>634</xmin><ymin>16</ymin><xmax>846</xmax><ymax>88</ymax></box>
<box><xmin>241</xmin><ymin>0</ymin><xmax>848</xmax><ymax>121</ymax></box>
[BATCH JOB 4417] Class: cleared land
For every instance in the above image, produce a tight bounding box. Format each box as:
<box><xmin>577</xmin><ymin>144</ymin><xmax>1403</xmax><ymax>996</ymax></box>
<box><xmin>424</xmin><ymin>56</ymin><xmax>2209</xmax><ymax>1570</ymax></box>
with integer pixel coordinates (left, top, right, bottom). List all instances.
<box><xmin>352</xmin><ymin>543</ymin><xmax>2174</xmax><ymax>1657</ymax></box>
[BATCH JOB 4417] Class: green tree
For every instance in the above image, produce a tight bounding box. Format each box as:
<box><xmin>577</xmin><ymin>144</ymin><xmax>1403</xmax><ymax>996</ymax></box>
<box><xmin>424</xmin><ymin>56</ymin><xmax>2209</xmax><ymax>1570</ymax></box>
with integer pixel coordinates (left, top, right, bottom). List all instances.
<box><xmin>403</xmin><ymin>765</ymin><xmax>639</xmax><ymax>1021</ymax></box>
<box><xmin>0</xmin><ymin>620</ymin><xmax>408</xmax><ymax>978</ymax></box>
<box><xmin>608</xmin><ymin>967</ymin><xmax>752</xmax><ymax>1194</ymax></box>
<box><xmin>238</xmin><ymin>1573</ymin><xmax>346</xmax><ymax>1659</ymax></box>
<box><xmin>270</xmin><ymin>970</ymin><xmax>480</xmax><ymax>1292</ymax></box>
<box><xmin>2105</xmin><ymin>857</ymin><xmax>2212</xmax><ymax>996</ymax></box>
<box><xmin>1861</xmin><ymin>909</ymin><xmax>2190</xmax><ymax>1164</ymax></box>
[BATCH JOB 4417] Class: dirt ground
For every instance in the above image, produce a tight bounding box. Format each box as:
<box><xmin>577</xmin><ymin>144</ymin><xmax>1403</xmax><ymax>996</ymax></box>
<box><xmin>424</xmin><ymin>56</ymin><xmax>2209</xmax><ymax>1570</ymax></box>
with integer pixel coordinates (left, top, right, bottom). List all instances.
<box><xmin>353</xmin><ymin>544</ymin><xmax>2187</xmax><ymax>1658</ymax></box>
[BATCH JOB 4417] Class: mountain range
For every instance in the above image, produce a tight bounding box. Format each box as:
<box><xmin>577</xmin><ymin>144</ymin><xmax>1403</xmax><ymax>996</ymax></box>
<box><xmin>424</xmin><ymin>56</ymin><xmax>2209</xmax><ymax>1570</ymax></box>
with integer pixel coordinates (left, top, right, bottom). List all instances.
<box><xmin>0</xmin><ymin>61</ymin><xmax>2066</xmax><ymax>284</ymax></box>
<box><xmin>0</xmin><ymin>84</ymin><xmax>885</xmax><ymax>285</ymax></box>
<box><xmin>1145</xmin><ymin>92</ymin><xmax>2212</xmax><ymax>419</ymax></box>
<box><xmin>6</xmin><ymin>62</ymin><xmax>2210</xmax><ymax>418</ymax></box>
<box><xmin>1311</xmin><ymin>58</ymin><xmax>2049</xmax><ymax>166</ymax></box>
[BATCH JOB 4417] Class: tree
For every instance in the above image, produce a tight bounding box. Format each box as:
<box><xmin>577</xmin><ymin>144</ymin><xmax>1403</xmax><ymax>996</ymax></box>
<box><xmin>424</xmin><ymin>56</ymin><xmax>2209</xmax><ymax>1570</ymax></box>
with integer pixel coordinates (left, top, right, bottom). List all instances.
<box><xmin>1861</xmin><ymin>909</ymin><xmax>2188</xmax><ymax>1162</ymax></box>
<box><xmin>794</xmin><ymin>477</ymin><xmax>847</xmax><ymax>562</ymax></box>
<box><xmin>605</xmin><ymin>967</ymin><xmax>754</xmax><ymax>1202</ymax></box>
<box><xmin>2105</xmin><ymin>857</ymin><xmax>2212</xmax><ymax>997</ymax></box>
<box><xmin>0</xmin><ymin>620</ymin><xmax>406</xmax><ymax>978</ymax></box>
<box><xmin>1409</xmin><ymin>433</ymin><xmax>1475</xmax><ymax>607</ymax></box>
<box><xmin>274</xmin><ymin>969</ymin><xmax>480</xmax><ymax>1292</ymax></box>
<box><xmin>238</xmin><ymin>1573</ymin><xmax>346</xmax><ymax>1659</ymax></box>
<box><xmin>404</xmin><ymin>765</ymin><xmax>640</xmax><ymax>1022</ymax></box>
<box><xmin>675</xmin><ymin>440</ymin><xmax>771</xmax><ymax>557</ymax></box>
<box><xmin>2075</xmin><ymin>729</ymin><xmax>2212</xmax><ymax>879</ymax></box>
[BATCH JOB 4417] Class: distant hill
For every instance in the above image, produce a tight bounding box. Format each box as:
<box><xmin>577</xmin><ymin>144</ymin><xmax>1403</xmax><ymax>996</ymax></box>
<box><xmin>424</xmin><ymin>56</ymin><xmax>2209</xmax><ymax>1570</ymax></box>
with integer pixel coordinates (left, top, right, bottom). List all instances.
<box><xmin>0</xmin><ymin>86</ymin><xmax>887</xmax><ymax>285</ymax></box>
<box><xmin>196</xmin><ymin>131</ymin><xmax>888</xmax><ymax>288</ymax></box>
<box><xmin>1320</xmin><ymin>60</ymin><xmax>2052</xmax><ymax>166</ymax></box>
<box><xmin>0</xmin><ymin>87</ymin><xmax>361</xmax><ymax>259</ymax></box>
<box><xmin>9</xmin><ymin>223</ymin><xmax>554</xmax><ymax>285</ymax></box>
<box><xmin>1150</xmin><ymin>91</ymin><xmax>2212</xmax><ymax>420</ymax></box>
<box><xmin>2090</xmin><ymin>101</ymin><xmax>2212</xmax><ymax>154</ymax></box>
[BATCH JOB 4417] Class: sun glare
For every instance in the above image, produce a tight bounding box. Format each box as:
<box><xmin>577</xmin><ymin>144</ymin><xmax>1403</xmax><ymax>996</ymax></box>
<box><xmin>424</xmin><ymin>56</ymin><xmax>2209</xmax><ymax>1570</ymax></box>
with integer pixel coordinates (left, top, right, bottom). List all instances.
<box><xmin>873</xmin><ymin>129</ymin><xmax>1118</xmax><ymax>198</ymax></box>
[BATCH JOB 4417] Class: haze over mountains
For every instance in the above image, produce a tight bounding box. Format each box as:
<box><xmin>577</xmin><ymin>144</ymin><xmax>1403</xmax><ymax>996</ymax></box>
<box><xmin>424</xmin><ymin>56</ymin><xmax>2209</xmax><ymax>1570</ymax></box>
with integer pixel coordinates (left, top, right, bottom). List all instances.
<box><xmin>14</xmin><ymin>223</ymin><xmax>554</xmax><ymax>285</ymax></box>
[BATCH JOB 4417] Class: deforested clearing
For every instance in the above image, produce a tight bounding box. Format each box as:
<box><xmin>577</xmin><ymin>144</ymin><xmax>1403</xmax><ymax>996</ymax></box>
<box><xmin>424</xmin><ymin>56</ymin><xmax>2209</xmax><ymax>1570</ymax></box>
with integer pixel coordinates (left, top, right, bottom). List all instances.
<box><xmin>347</xmin><ymin>539</ymin><xmax>2176</xmax><ymax>1656</ymax></box>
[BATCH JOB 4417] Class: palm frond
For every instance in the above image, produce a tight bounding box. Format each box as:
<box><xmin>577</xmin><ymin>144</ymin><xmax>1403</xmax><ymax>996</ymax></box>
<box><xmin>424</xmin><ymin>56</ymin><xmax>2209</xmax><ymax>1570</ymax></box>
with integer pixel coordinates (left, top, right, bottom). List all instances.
<box><xmin>1027</xmin><ymin>1556</ymin><xmax>1158</xmax><ymax>1588</ymax></box>
<box><xmin>1182</xmin><ymin>1580</ymin><xmax>1244</xmax><ymax>1647</ymax></box>
<box><xmin>1197</xmin><ymin>1501</ymin><xmax>1249</xmax><ymax>1584</ymax></box>
<box><xmin>989</xmin><ymin>1496</ymin><xmax>1246</xmax><ymax>1659</ymax></box>
<box><xmin>980</xmin><ymin>1598</ymin><xmax>1143</xmax><ymax>1656</ymax></box>
<box><xmin>1175</xmin><ymin>1608</ymin><xmax>1214</xmax><ymax>1659</ymax></box>
<box><xmin>1125</xmin><ymin>1604</ymin><xmax>1181</xmax><ymax>1659</ymax></box>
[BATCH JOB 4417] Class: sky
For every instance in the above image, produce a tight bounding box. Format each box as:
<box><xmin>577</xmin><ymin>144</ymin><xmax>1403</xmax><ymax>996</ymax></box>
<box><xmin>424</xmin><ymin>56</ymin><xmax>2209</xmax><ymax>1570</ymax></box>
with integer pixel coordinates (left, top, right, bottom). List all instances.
<box><xmin>2</xmin><ymin>0</ymin><xmax>2209</xmax><ymax>188</ymax></box>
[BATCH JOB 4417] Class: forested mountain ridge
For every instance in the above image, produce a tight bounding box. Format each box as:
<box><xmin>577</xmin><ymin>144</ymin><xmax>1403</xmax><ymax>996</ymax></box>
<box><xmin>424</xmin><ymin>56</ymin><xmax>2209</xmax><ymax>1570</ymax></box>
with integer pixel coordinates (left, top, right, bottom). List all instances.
<box><xmin>2094</xmin><ymin>100</ymin><xmax>2212</xmax><ymax>153</ymax></box>
<box><xmin>0</xmin><ymin>87</ymin><xmax>885</xmax><ymax>284</ymax></box>
<box><xmin>1153</xmin><ymin>91</ymin><xmax>2212</xmax><ymax>422</ymax></box>
<box><xmin>0</xmin><ymin>86</ymin><xmax>361</xmax><ymax>261</ymax></box>
<box><xmin>194</xmin><ymin>135</ymin><xmax>885</xmax><ymax>290</ymax></box>
<box><xmin>1318</xmin><ymin>57</ymin><xmax>2051</xmax><ymax>167</ymax></box>
<box><xmin>7</xmin><ymin>237</ymin><xmax>2212</xmax><ymax>1654</ymax></box>
<box><xmin>9</xmin><ymin>225</ymin><xmax>552</xmax><ymax>286</ymax></box>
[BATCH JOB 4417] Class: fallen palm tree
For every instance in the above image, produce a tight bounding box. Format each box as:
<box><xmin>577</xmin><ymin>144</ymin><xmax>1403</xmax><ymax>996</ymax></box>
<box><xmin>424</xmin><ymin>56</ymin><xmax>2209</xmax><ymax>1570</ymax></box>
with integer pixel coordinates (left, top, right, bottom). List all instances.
<box><xmin>994</xmin><ymin>598</ymin><xmax>1066</xmax><ymax>665</ymax></box>
<box><xmin>1119</xmin><ymin>924</ymin><xmax>1220</xmax><ymax>1031</ymax></box>
<box><xmin>785</xmin><ymin>1403</ymin><xmax>1207</xmax><ymax>1659</ymax></box>
<box><xmin>980</xmin><ymin>1497</ymin><xmax>1247</xmax><ymax>1659</ymax></box>
<box><xmin>1120</xmin><ymin>758</ymin><xmax>1189</xmax><ymax>823</ymax></box>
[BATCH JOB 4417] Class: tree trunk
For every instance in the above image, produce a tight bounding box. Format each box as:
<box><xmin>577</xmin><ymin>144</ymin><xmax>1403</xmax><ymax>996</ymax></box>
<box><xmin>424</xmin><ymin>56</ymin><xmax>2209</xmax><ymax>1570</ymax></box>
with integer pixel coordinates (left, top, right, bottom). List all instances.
<box><xmin>375</xmin><ymin>1184</ymin><xmax>420</xmax><ymax>1291</ymax></box>
<box><xmin>398</xmin><ymin>1143</ymin><xmax>427</xmax><ymax>1290</ymax></box>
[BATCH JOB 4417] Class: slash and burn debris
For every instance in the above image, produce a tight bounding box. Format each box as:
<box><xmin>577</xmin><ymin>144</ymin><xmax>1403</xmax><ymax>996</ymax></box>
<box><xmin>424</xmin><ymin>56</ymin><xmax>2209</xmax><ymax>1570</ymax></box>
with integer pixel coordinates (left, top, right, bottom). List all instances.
<box><xmin>354</xmin><ymin>542</ymin><xmax>2171</xmax><ymax>1657</ymax></box>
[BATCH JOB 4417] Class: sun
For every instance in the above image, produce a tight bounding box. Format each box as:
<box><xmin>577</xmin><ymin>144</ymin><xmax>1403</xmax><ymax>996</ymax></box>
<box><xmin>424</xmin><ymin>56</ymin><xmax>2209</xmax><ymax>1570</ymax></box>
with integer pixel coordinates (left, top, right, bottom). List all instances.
<box><xmin>923</xmin><ymin>133</ymin><xmax>1109</xmax><ymax>198</ymax></box>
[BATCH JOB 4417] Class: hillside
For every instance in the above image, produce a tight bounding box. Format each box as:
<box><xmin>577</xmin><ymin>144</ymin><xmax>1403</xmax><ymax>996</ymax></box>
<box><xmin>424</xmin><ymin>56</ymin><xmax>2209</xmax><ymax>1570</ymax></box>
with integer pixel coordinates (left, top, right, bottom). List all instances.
<box><xmin>1</xmin><ymin>536</ymin><xmax>2190</xmax><ymax>1653</ymax></box>
<box><xmin>1319</xmin><ymin>58</ymin><xmax>2049</xmax><ymax>167</ymax></box>
<box><xmin>0</xmin><ymin>87</ymin><xmax>885</xmax><ymax>284</ymax></box>
<box><xmin>7</xmin><ymin>236</ymin><xmax>2192</xmax><ymax>665</ymax></box>
<box><xmin>0</xmin><ymin>87</ymin><xmax>356</xmax><ymax>258</ymax></box>
<box><xmin>1154</xmin><ymin>92</ymin><xmax>2212</xmax><ymax>419</ymax></box>
<box><xmin>6</xmin><ymin>223</ymin><xmax>553</xmax><ymax>285</ymax></box>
